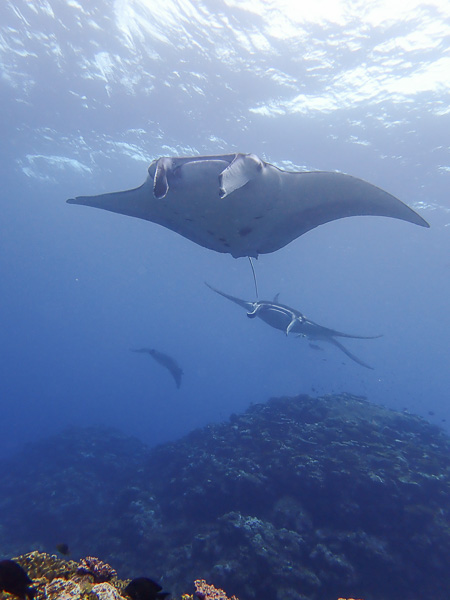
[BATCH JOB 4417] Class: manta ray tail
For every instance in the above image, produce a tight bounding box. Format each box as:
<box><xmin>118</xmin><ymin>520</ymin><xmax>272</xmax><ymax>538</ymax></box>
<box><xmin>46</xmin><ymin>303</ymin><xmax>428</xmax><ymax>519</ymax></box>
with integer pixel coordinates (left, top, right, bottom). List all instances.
<box><xmin>248</xmin><ymin>256</ymin><xmax>259</xmax><ymax>299</ymax></box>
<box><xmin>329</xmin><ymin>331</ymin><xmax>383</xmax><ymax>340</ymax></box>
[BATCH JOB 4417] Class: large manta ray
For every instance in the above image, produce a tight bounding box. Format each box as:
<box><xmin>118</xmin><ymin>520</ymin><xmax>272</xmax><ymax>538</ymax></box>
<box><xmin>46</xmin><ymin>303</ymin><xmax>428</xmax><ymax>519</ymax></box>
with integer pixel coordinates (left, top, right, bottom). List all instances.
<box><xmin>206</xmin><ymin>283</ymin><xmax>381</xmax><ymax>369</ymax></box>
<box><xmin>67</xmin><ymin>153</ymin><xmax>429</xmax><ymax>259</ymax></box>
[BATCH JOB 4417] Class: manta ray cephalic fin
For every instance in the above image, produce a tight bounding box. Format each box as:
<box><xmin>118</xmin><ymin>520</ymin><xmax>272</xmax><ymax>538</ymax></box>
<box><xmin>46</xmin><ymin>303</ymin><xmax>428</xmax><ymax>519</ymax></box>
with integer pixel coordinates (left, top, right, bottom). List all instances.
<box><xmin>153</xmin><ymin>157</ymin><xmax>173</xmax><ymax>199</ymax></box>
<box><xmin>219</xmin><ymin>153</ymin><xmax>264</xmax><ymax>199</ymax></box>
<box><xmin>286</xmin><ymin>316</ymin><xmax>299</xmax><ymax>336</ymax></box>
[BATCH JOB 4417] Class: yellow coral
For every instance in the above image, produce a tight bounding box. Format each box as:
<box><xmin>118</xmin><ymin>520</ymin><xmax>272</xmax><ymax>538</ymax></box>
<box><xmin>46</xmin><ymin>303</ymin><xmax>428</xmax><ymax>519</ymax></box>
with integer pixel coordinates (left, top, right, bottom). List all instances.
<box><xmin>14</xmin><ymin>551</ymin><xmax>77</xmax><ymax>582</ymax></box>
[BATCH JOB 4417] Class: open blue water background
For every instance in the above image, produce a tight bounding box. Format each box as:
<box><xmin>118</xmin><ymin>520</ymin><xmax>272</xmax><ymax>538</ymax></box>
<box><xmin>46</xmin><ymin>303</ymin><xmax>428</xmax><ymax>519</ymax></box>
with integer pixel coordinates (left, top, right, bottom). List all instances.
<box><xmin>0</xmin><ymin>0</ymin><xmax>449</xmax><ymax>457</ymax></box>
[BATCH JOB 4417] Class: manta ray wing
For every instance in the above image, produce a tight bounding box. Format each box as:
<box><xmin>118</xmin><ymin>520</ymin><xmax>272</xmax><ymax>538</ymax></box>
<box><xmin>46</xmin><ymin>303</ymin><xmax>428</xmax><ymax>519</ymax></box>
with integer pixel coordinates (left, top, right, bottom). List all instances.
<box><xmin>300</xmin><ymin>320</ymin><xmax>383</xmax><ymax>341</ymax></box>
<box><xmin>204</xmin><ymin>282</ymin><xmax>254</xmax><ymax>311</ymax></box>
<box><xmin>68</xmin><ymin>153</ymin><xmax>429</xmax><ymax>259</ymax></box>
<box><xmin>259</xmin><ymin>170</ymin><xmax>429</xmax><ymax>255</ymax></box>
<box><xmin>321</xmin><ymin>337</ymin><xmax>375</xmax><ymax>370</ymax></box>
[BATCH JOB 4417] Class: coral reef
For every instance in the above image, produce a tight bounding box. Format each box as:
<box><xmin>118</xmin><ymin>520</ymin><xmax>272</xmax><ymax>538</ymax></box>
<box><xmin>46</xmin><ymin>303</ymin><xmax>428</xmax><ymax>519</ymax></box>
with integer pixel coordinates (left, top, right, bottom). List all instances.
<box><xmin>1</xmin><ymin>553</ymin><xmax>125</xmax><ymax>600</ymax></box>
<box><xmin>77</xmin><ymin>558</ymin><xmax>117</xmax><ymax>583</ymax></box>
<box><xmin>0</xmin><ymin>555</ymin><xmax>242</xmax><ymax>600</ymax></box>
<box><xmin>45</xmin><ymin>578</ymin><xmax>83</xmax><ymax>600</ymax></box>
<box><xmin>0</xmin><ymin>552</ymin><xmax>363</xmax><ymax>600</ymax></box>
<box><xmin>0</xmin><ymin>394</ymin><xmax>449</xmax><ymax>600</ymax></box>
<box><xmin>194</xmin><ymin>580</ymin><xmax>238</xmax><ymax>600</ymax></box>
<box><xmin>14</xmin><ymin>551</ymin><xmax>77</xmax><ymax>582</ymax></box>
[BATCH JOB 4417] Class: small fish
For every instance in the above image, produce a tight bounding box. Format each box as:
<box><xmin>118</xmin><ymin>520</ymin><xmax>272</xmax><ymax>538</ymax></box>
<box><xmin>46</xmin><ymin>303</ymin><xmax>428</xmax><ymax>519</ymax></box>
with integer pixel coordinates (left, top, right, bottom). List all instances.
<box><xmin>124</xmin><ymin>577</ymin><xmax>170</xmax><ymax>600</ymax></box>
<box><xmin>55</xmin><ymin>543</ymin><xmax>70</xmax><ymax>556</ymax></box>
<box><xmin>309</xmin><ymin>343</ymin><xmax>323</xmax><ymax>351</ymax></box>
<box><xmin>131</xmin><ymin>348</ymin><xmax>183</xmax><ymax>389</ymax></box>
<box><xmin>0</xmin><ymin>560</ymin><xmax>35</xmax><ymax>600</ymax></box>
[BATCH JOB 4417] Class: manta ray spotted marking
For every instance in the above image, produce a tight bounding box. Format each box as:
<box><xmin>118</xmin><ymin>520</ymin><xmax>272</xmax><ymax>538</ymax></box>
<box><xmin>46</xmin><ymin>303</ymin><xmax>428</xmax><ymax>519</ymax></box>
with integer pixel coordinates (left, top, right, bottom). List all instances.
<box><xmin>131</xmin><ymin>348</ymin><xmax>183</xmax><ymax>388</ymax></box>
<box><xmin>206</xmin><ymin>283</ymin><xmax>381</xmax><ymax>369</ymax></box>
<box><xmin>67</xmin><ymin>153</ymin><xmax>429</xmax><ymax>259</ymax></box>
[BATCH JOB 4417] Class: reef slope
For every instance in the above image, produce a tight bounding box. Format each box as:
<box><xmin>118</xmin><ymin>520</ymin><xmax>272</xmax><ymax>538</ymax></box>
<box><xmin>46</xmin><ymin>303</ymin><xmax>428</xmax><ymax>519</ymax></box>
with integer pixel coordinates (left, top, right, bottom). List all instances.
<box><xmin>0</xmin><ymin>394</ymin><xmax>449</xmax><ymax>600</ymax></box>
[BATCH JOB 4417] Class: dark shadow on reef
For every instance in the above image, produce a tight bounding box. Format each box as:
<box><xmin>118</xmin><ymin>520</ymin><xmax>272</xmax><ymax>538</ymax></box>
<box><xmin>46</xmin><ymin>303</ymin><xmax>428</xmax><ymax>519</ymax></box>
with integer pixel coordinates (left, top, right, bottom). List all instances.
<box><xmin>1</xmin><ymin>393</ymin><xmax>449</xmax><ymax>600</ymax></box>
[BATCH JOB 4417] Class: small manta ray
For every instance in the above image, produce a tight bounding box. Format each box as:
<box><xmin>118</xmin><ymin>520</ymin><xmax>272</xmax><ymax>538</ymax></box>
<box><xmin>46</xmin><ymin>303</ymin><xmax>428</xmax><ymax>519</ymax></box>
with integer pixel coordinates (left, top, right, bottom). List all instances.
<box><xmin>206</xmin><ymin>283</ymin><xmax>381</xmax><ymax>369</ymax></box>
<box><xmin>67</xmin><ymin>153</ymin><xmax>429</xmax><ymax>259</ymax></box>
<box><xmin>131</xmin><ymin>348</ymin><xmax>183</xmax><ymax>389</ymax></box>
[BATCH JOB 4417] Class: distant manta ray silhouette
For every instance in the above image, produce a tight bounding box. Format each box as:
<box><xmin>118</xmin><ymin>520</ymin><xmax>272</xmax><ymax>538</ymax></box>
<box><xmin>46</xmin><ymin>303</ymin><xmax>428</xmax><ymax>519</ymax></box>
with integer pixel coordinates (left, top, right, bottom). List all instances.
<box><xmin>67</xmin><ymin>153</ymin><xmax>429</xmax><ymax>259</ymax></box>
<box><xmin>206</xmin><ymin>283</ymin><xmax>381</xmax><ymax>369</ymax></box>
<box><xmin>131</xmin><ymin>348</ymin><xmax>183</xmax><ymax>388</ymax></box>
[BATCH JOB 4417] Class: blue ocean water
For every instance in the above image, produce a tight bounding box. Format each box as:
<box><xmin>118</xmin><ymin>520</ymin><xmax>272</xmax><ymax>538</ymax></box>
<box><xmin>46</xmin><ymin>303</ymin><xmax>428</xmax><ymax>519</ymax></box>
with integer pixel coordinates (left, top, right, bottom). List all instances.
<box><xmin>0</xmin><ymin>0</ymin><xmax>449</xmax><ymax>458</ymax></box>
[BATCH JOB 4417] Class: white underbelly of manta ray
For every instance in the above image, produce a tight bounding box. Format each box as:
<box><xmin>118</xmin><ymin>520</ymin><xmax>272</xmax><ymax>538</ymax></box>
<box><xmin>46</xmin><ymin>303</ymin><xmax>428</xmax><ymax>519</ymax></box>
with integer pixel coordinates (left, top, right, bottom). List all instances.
<box><xmin>67</xmin><ymin>153</ymin><xmax>429</xmax><ymax>258</ymax></box>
